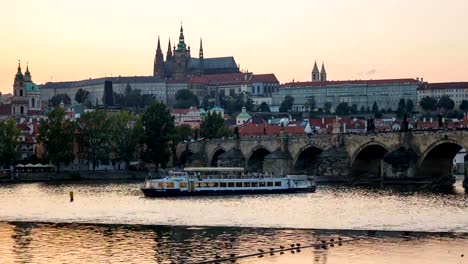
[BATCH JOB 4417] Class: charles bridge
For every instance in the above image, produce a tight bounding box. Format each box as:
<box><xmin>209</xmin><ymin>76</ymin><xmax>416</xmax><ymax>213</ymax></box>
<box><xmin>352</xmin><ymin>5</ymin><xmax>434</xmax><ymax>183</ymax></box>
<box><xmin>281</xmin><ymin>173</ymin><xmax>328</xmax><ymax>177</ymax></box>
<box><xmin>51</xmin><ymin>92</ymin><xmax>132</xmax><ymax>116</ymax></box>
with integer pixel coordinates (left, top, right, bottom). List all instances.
<box><xmin>176</xmin><ymin>130</ymin><xmax>468</xmax><ymax>186</ymax></box>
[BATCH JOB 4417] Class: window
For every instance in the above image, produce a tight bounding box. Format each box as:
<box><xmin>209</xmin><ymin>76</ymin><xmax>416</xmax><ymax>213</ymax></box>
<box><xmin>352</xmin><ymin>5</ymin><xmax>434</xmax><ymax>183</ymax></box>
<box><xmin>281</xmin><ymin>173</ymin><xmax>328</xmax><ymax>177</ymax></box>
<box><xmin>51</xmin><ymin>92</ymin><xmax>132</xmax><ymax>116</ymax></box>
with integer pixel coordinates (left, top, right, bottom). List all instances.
<box><xmin>275</xmin><ymin>182</ymin><xmax>281</xmax><ymax>187</ymax></box>
<box><xmin>212</xmin><ymin>182</ymin><xmax>219</xmax><ymax>187</ymax></box>
<box><xmin>180</xmin><ymin>182</ymin><xmax>187</xmax><ymax>188</ymax></box>
<box><xmin>267</xmin><ymin>182</ymin><xmax>273</xmax><ymax>187</ymax></box>
<box><xmin>244</xmin><ymin>182</ymin><xmax>251</xmax><ymax>187</ymax></box>
<box><xmin>166</xmin><ymin>182</ymin><xmax>174</xmax><ymax>188</ymax></box>
<box><xmin>220</xmin><ymin>182</ymin><xmax>227</xmax><ymax>188</ymax></box>
<box><xmin>236</xmin><ymin>182</ymin><xmax>242</xmax><ymax>187</ymax></box>
<box><xmin>259</xmin><ymin>182</ymin><xmax>266</xmax><ymax>187</ymax></box>
<box><xmin>228</xmin><ymin>182</ymin><xmax>235</xmax><ymax>187</ymax></box>
<box><xmin>252</xmin><ymin>182</ymin><xmax>259</xmax><ymax>187</ymax></box>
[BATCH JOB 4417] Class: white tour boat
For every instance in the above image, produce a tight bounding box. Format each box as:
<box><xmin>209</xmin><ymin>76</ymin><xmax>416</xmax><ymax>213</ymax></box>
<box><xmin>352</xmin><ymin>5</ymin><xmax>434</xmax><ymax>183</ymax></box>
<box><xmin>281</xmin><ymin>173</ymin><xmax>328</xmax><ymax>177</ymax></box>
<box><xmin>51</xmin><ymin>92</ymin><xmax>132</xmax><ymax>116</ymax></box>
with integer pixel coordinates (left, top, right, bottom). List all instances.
<box><xmin>141</xmin><ymin>167</ymin><xmax>316</xmax><ymax>197</ymax></box>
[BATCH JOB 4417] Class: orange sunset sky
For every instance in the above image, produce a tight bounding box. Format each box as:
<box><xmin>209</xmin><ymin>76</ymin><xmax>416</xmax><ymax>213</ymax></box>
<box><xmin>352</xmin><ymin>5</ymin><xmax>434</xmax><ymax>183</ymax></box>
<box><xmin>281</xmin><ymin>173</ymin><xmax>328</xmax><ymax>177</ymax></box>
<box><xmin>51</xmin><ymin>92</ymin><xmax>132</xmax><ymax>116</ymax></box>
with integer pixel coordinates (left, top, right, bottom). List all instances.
<box><xmin>1</xmin><ymin>0</ymin><xmax>467</xmax><ymax>94</ymax></box>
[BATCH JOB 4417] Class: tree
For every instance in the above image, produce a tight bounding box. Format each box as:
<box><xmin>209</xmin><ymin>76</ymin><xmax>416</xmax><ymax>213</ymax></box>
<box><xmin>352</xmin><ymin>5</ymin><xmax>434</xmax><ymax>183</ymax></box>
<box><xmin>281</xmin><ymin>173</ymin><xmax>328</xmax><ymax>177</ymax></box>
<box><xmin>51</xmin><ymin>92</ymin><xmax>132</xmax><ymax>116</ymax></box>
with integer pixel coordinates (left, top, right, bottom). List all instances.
<box><xmin>51</xmin><ymin>94</ymin><xmax>71</xmax><ymax>107</ymax></box>
<box><xmin>77</xmin><ymin>110</ymin><xmax>113</xmax><ymax>171</ymax></box>
<box><xmin>75</xmin><ymin>89</ymin><xmax>90</xmax><ymax>104</ymax></box>
<box><xmin>279</xmin><ymin>95</ymin><xmax>294</xmax><ymax>112</ymax></box>
<box><xmin>350</xmin><ymin>104</ymin><xmax>358</xmax><ymax>114</ymax></box>
<box><xmin>141</xmin><ymin>101</ymin><xmax>176</xmax><ymax>168</ymax></box>
<box><xmin>0</xmin><ymin>119</ymin><xmax>19</xmax><ymax>168</ymax></box>
<box><xmin>175</xmin><ymin>89</ymin><xmax>199</xmax><ymax>109</ymax></box>
<box><xmin>201</xmin><ymin>96</ymin><xmax>214</xmax><ymax>110</ymax></box>
<box><xmin>305</xmin><ymin>96</ymin><xmax>316</xmax><ymax>113</ymax></box>
<box><xmin>114</xmin><ymin>85</ymin><xmax>156</xmax><ymax>110</ymax></box>
<box><xmin>419</xmin><ymin>96</ymin><xmax>437</xmax><ymax>112</ymax></box>
<box><xmin>37</xmin><ymin>107</ymin><xmax>75</xmax><ymax>172</ymax></box>
<box><xmin>335</xmin><ymin>102</ymin><xmax>350</xmax><ymax>116</ymax></box>
<box><xmin>372</xmin><ymin>102</ymin><xmax>379</xmax><ymax>115</ymax></box>
<box><xmin>109</xmin><ymin>111</ymin><xmax>143</xmax><ymax>168</ymax></box>
<box><xmin>437</xmin><ymin>95</ymin><xmax>455</xmax><ymax>111</ymax></box>
<box><xmin>257</xmin><ymin>102</ymin><xmax>270</xmax><ymax>112</ymax></box>
<box><xmin>397</xmin><ymin>98</ymin><xmax>406</xmax><ymax>117</ymax></box>
<box><xmin>360</xmin><ymin>105</ymin><xmax>366</xmax><ymax>113</ymax></box>
<box><xmin>460</xmin><ymin>100</ymin><xmax>468</xmax><ymax>111</ymax></box>
<box><xmin>174</xmin><ymin>124</ymin><xmax>193</xmax><ymax>143</ymax></box>
<box><xmin>406</xmin><ymin>99</ymin><xmax>414</xmax><ymax>113</ymax></box>
<box><xmin>324</xmin><ymin>102</ymin><xmax>332</xmax><ymax>114</ymax></box>
<box><xmin>200</xmin><ymin>111</ymin><xmax>231</xmax><ymax>139</ymax></box>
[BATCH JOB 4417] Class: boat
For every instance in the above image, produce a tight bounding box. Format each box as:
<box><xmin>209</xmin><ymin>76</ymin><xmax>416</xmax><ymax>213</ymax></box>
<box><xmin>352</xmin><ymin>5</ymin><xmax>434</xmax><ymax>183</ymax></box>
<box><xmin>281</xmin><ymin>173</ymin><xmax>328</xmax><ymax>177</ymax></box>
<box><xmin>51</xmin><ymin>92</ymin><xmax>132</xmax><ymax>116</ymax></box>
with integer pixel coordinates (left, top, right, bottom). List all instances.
<box><xmin>141</xmin><ymin>167</ymin><xmax>316</xmax><ymax>197</ymax></box>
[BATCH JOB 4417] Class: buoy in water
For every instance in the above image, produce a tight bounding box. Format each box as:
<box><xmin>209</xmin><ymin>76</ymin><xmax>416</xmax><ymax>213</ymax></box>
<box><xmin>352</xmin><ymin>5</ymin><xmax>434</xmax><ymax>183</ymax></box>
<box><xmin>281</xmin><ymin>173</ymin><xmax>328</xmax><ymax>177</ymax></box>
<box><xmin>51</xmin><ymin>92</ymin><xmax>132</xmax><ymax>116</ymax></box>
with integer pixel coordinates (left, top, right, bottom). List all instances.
<box><xmin>69</xmin><ymin>191</ymin><xmax>74</xmax><ymax>202</ymax></box>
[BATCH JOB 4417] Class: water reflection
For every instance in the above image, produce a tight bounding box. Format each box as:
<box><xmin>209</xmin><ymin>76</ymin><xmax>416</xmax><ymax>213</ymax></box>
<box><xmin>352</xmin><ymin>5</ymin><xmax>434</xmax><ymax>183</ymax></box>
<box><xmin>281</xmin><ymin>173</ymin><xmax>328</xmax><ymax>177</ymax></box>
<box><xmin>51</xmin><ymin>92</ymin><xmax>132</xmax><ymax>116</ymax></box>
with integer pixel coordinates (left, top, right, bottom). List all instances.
<box><xmin>1</xmin><ymin>222</ymin><xmax>468</xmax><ymax>264</ymax></box>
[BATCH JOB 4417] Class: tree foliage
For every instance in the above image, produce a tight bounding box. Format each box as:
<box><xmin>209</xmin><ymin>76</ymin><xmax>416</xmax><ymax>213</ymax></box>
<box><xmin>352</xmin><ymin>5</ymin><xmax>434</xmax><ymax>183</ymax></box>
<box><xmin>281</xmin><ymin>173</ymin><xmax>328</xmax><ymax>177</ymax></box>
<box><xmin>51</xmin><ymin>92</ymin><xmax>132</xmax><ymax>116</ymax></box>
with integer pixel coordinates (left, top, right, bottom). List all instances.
<box><xmin>304</xmin><ymin>96</ymin><xmax>316</xmax><ymax>114</ymax></box>
<box><xmin>51</xmin><ymin>94</ymin><xmax>71</xmax><ymax>107</ymax></box>
<box><xmin>200</xmin><ymin>112</ymin><xmax>231</xmax><ymax>139</ymax></box>
<box><xmin>257</xmin><ymin>102</ymin><xmax>270</xmax><ymax>112</ymax></box>
<box><xmin>110</xmin><ymin>111</ymin><xmax>143</xmax><ymax>166</ymax></box>
<box><xmin>324</xmin><ymin>102</ymin><xmax>332</xmax><ymax>114</ymax></box>
<box><xmin>406</xmin><ymin>99</ymin><xmax>414</xmax><ymax>113</ymax></box>
<box><xmin>77</xmin><ymin>110</ymin><xmax>113</xmax><ymax>170</ymax></box>
<box><xmin>437</xmin><ymin>95</ymin><xmax>455</xmax><ymax>111</ymax></box>
<box><xmin>141</xmin><ymin>101</ymin><xmax>175</xmax><ymax>168</ymax></box>
<box><xmin>37</xmin><ymin>107</ymin><xmax>75</xmax><ymax>171</ymax></box>
<box><xmin>279</xmin><ymin>95</ymin><xmax>294</xmax><ymax>112</ymax></box>
<box><xmin>419</xmin><ymin>96</ymin><xmax>437</xmax><ymax>112</ymax></box>
<box><xmin>335</xmin><ymin>102</ymin><xmax>350</xmax><ymax>116</ymax></box>
<box><xmin>175</xmin><ymin>89</ymin><xmax>199</xmax><ymax>109</ymax></box>
<box><xmin>397</xmin><ymin>98</ymin><xmax>406</xmax><ymax>117</ymax></box>
<box><xmin>460</xmin><ymin>100</ymin><xmax>468</xmax><ymax>111</ymax></box>
<box><xmin>221</xmin><ymin>94</ymin><xmax>254</xmax><ymax>114</ymax></box>
<box><xmin>75</xmin><ymin>89</ymin><xmax>90</xmax><ymax>104</ymax></box>
<box><xmin>0</xmin><ymin>119</ymin><xmax>20</xmax><ymax>168</ymax></box>
<box><xmin>174</xmin><ymin>124</ymin><xmax>193</xmax><ymax>143</ymax></box>
<box><xmin>114</xmin><ymin>84</ymin><xmax>156</xmax><ymax>110</ymax></box>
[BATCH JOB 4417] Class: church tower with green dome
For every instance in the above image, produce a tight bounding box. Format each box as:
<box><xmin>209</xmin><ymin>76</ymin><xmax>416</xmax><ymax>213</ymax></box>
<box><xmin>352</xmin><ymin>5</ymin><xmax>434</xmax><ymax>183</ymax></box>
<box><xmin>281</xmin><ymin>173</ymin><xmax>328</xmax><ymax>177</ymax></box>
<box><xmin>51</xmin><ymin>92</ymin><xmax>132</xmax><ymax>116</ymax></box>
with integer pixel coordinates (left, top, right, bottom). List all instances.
<box><xmin>11</xmin><ymin>61</ymin><xmax>41</xmax><ymax>116</ymax></box>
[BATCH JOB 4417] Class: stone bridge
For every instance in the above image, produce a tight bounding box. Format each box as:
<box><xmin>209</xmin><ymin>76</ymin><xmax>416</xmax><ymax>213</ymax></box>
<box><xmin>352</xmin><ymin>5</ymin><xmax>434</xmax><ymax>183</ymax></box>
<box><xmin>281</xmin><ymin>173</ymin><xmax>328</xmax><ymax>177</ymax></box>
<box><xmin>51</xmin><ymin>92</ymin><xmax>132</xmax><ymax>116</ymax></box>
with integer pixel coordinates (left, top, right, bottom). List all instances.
<box><xmin>176</xmin><ymin>130</ymin><xmax>468</xmax><ymax>185</ymax></box>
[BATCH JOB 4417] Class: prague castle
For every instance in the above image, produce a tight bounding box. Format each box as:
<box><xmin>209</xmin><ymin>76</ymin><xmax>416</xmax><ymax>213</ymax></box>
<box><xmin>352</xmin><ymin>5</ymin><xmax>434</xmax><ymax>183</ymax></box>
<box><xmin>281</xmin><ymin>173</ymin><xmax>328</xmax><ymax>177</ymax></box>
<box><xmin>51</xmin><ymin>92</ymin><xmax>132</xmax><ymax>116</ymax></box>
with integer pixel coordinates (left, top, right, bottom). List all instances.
<box><xmin>153</xmin><ymin>23</ymin><xmax>240</xmax><ymax>79</ymax></box>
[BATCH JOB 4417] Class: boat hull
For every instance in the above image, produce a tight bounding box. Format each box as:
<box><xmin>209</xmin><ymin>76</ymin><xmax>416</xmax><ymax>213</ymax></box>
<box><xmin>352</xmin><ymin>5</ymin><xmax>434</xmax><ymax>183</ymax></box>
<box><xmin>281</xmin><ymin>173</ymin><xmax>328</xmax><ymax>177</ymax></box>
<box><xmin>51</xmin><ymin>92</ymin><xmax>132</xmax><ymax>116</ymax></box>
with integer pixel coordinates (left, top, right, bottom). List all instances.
<box><xmin>141</xmin><ymin>186</ymin><xmax>316</xmax><ymax>197</ymax></box>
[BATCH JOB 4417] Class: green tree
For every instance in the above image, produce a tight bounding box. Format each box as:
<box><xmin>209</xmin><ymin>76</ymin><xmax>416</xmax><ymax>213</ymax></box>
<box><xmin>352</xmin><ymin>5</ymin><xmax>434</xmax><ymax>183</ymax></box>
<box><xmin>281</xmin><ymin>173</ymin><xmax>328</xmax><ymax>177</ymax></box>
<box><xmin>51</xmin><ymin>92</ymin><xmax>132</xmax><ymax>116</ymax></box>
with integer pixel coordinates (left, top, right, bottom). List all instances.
<box><xmin>397</xmin><ymin>98</ymin><xmax>406</xmax><ymax>117</ymax></box>
<box><xmin>0</xmin><ymin>119</ymin><xmax>20</xmax><ymax>168</ymax></box>
<box><xmin>174</xmin><ymin>124</ymin><xmax>193</xmax><ymax>143</ymax></box>
<box><xmin>324</xmin><ymin>102</ymin><xmax>332</xmax><ymax>114</ymax></box>
<box><xmin>279</xmin><ymin>95</ymin><xmax>295</xmax><ymax>112</ymax></box>
<box><xmin>77</xmin><ymin>110</ymin><xmax>113</xmax><ymax>171</ymax></box>
<box><xmin>51</xmin><ymin>94</ymin><xmax>71</xmax><ymax>107</ymax></box>
<box><xmin>257</xmin><ymin>102</ymin><xmax>270</xmax><ymax>112</ymax></box>
<box><xmin>437</xmin><ymin>95</ymin><xmax>455</xmax><ymax>111</ymax></box>
<box><xmin>460</xmin><ymin>100</ymin><xmax>468</xmax><ymax>111</ymax></box>
<box><xmin>110</xmin><ymin>111</ymin><xmax>143</xmax><ymax>167</ymax></box>
<box><xmin>372</xmin><ymin>101</ymin><xmax>379</xmax><ymax>115</ymax></box>
<box><xmin>37</xmin><ymin>107</ymin><xmax>75</xmax><ymax>172</ymax></box>
<box><xmin>406</xmin><ymin>99</ymin><xmax>414</xmax><ymax>113</ymax></box>
<box><xmin>350</xmin><ymin>104</ymin><xmax>358</xmax><ymax>114</ymax></box>
<box><xmin>201</xmin><ymin>96</ymin><xmax>214</xmax><ymax>110</ymax></box>
<box><xmin>200</xmin><ymin>111</ymin><xmax>231</xmax><ymax>139</ymax></box>
<box><xmin>304</xmin><ymin>96</ymin><xmax>316</xmax><ymax>112</ymax></box>
<box><xmin>419</xmin><ymin>96</ymin><xmax>437</xmax><ymax>112</ymax></box>
<box><xmin>75</xmin><ymin>89</ymin><xmax>90</xmax><ymax>104</ymax></box>
<box><xmin>360</xmin><ymin>105</ymin><xmax>366</xmax><ymax>113</ymax></box>
<box><xmin>335</xmin><ymin>102</ymin><xmax>350</xmax><ymax>116</ymax></box>
<box><xmin>175</xmin><ymin>89</ymin><xmax>199</xmax><ymax>109</ymax></box>
<box><xmin>141</xmin><ymin>101</ymin><xmax>176</xmax><ymax>168</ymax></box>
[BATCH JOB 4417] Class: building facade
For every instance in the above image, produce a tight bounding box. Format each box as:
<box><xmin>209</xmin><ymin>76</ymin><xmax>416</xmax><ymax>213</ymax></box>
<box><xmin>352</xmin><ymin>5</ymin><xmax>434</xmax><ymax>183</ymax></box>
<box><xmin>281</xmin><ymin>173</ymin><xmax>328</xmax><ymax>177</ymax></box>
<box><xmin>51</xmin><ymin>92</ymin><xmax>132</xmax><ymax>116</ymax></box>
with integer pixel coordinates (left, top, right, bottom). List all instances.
<box><xmin>417</xmin><ymin>82</ymin><xmax>468</xmax><ymax>110</ymax></box>
<box><xmin>271</xmin><ymin>79</ymin><xmax>420</xmax><ymax>112</ymax></box>
<box><xmin>11</xmin><ymin>62</ymin><xmax>41</xmax><ymax>116</ymax></box>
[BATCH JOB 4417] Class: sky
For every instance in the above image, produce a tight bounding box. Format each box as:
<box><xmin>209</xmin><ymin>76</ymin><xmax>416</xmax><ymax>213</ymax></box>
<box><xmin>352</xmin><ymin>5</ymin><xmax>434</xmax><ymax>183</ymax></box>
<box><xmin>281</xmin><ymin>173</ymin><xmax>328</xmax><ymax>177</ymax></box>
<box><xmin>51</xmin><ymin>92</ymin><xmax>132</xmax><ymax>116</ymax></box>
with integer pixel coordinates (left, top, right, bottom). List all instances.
<box><xmin>1</xmin><ymin>0</ymin><xmax>468</xmax><ymax>94</ymax></box>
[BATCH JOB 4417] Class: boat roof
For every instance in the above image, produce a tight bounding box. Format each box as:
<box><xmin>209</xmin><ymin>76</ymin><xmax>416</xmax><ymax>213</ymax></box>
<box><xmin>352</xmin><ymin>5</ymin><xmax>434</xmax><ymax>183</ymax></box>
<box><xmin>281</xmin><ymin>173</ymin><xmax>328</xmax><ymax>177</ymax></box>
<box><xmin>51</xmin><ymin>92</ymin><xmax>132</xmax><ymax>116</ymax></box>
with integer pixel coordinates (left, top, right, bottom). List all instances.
<box><xmin>184</xmin><ymin>167</ymin><xmax>245</xmax><ymax>172</ymax></box>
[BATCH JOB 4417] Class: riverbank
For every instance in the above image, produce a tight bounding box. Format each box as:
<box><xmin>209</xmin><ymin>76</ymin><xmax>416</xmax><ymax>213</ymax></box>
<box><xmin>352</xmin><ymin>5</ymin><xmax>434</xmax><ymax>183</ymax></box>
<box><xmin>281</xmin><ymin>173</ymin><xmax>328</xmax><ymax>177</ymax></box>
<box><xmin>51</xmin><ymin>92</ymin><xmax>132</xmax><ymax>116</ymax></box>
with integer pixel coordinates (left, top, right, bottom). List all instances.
<box><xmin>0</xmin><ymin>171</ymin><xmax>150</xmax><ymax>183</ymax></box>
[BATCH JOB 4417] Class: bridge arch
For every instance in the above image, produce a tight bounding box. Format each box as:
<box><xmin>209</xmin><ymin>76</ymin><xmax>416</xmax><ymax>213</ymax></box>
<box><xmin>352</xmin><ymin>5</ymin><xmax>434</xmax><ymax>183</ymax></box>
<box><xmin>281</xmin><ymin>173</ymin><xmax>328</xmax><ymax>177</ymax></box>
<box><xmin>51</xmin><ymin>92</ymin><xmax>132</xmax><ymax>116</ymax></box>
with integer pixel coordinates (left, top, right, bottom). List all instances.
<box><xmin>351</xmin><ymin>142</ymin><xmax>390</xmax><ymax>178</ymax></box>
<box><xmin>416</xmin><ymin>139</ymin><xmax>465</xmax><ymax>178</ymax></box>
<box><xmin>294</xmin><ymin>145</ymin><xmax>324</xmax><ymax>174</ymax></box>
<box><xmin>210</xmin><ymin>148</ymin><xmax>226</xmax><ymax>167</ymax></box>
<box><xmin>246</xmin><ymin>146</ymin><xmax>271</xmax><ymax>172</ymax></box>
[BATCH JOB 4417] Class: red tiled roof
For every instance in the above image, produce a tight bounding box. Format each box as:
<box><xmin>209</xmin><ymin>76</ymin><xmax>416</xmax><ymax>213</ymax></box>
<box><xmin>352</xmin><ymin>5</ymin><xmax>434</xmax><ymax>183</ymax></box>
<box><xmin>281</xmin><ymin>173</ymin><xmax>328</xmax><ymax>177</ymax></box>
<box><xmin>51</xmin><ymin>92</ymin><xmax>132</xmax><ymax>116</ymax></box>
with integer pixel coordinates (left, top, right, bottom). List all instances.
<box><xmin>418</xmin><ymin>82</ymin><xmax>468</xmax><ymax>91</ymax></box>
<box><xmin>204</xmin><ymin>73</ymin><xmax>252</xmax><ymax>85</ymax></box>
<box><xmin>251</xmin><ymin>74</ymin><xmax>279</xmax><ymax>84</ymax></box>
<box><xmin>282</xmin><ymin>78</ymin><xmax>420</xmax><ymax>88</ymax></box>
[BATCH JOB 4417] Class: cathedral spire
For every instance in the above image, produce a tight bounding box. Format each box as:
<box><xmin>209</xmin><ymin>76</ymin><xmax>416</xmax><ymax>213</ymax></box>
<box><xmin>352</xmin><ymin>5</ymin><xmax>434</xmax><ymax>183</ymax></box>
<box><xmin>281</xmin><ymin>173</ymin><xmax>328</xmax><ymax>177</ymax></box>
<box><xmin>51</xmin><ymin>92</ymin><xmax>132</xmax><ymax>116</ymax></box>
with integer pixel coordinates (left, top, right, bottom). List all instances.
<box><xmin>156</xmin><ymin>36</ymin><xmax>162</xmax><ymax>51</ymax></box>
<box><xmin>15</xmin><ymin>59</ymin><xmax>24</xmax><ymax>83</ymax></box>
<box><xmin>153</xmin><ymin>36</ymin><xmax>165</xmax><ymax>78</ymax></box>
<box><xmin>177</xmin><ymin>22</ymin><xmax>186</xmax><ymax>51</ymax></box>
<box><xmin>199</xmin><ymin>38</ymin><xmax>204</xmax><ymax>59</ymax></box>
<box><xmin>167</xmin><ymin>38</ymin><xmax>173</xmax><ymax>61</ymax></box>
<box><xmin>320</xmin><ymin>62</ymin><xmax>327</xmax><ymax>82</ymax></box>
<box><xmin>24</xmin><ymin>62</ymin><xmax>31</xmax><ymax>82</ymax></box>
<box><xmin>312</xmin><ymin>61</ymin><xmax>320</xmax><ymax>82</ymax></box>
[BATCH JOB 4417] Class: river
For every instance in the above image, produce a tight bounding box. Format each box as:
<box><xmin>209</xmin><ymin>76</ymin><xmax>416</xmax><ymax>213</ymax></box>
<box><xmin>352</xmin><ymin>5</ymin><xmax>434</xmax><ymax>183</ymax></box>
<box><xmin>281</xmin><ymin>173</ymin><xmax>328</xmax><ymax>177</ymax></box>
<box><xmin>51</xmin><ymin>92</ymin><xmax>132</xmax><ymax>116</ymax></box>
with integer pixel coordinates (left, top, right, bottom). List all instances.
<box><xmin>0</xmin><ymin>179</ymin><xmax>467</xmax><ymax>263</ymax></box>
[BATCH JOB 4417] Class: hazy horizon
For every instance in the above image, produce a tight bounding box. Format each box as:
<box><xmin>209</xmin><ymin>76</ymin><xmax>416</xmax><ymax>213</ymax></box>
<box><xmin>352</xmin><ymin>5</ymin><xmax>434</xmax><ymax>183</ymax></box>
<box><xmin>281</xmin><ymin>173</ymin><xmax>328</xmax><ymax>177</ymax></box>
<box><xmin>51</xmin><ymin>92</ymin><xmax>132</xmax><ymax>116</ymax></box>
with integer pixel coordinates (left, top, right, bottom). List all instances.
<box><xmin>1</xmin><ymin>0</ymin><xmax>468</xmax><ymax>94</ymax></box>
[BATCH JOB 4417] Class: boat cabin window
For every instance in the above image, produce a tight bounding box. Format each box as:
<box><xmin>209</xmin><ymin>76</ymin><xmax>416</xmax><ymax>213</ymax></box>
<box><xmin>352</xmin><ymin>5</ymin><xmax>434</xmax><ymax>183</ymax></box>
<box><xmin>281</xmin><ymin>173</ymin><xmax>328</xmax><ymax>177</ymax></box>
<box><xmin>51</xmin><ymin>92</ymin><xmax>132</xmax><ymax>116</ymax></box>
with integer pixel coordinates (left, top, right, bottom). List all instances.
<box><xmin>180</xmin><ymin>182</ymin><xmax>187</xmax><ymax>188</ymax></box>
<box><xmin>236</xmin><ymin>182</ymin><xmax>242</xmax><ymax>187</ymax></box>
<box><xmin>228</xmin><ymin>182</ymin><xmax>235</xmax><ymax>188</ymax></box>
<box><xmin>166</xmin><ymin>182</ymin><xmax>174</xmax><ymax>188</ymax></box>
<box><xmin>244</xmin><ymin>182</ymin><xmax>251</xmax><ymax>187</ymax></box>
<box><xmin>275</xmin><ymin>182</ymin><xmax>281</xmax><ymax>187</ymax></box>
<box><xmin>212</xmin><ymin>182</ymin><xmax>219</xmax><ymax>187</ymax></box>
<box><xmin>252</xmin><ymin>182</ymin><xmax>258</xmax><ymax>187</ymax></box>
<box><xmin>220</xmin><ymin>182</ymin><xmax>227</xmax><ymax>188</ymax></box>
<box><xmin>259</xmin><ymin>182</ymin><xmax>266</xmax><ymax>187</ymax></box>
<box><xmin>267</xmin><ymin>182</ymin><xmax>273</xmax><ymax>187</ymax></box>
<box><xmin>158</xmin><ymin>182</ymin><xmax>164</xmax><ymax>188</ymax></box>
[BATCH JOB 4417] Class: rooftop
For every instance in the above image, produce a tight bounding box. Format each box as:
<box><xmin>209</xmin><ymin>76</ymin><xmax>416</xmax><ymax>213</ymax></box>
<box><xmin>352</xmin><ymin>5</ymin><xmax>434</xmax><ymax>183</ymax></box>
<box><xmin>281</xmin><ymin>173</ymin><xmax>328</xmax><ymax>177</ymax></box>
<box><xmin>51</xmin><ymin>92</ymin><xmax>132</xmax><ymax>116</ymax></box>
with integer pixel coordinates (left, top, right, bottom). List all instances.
<box><xmin>282</xmin><ymin>78</ymin><xmax>420</xmax><ymax>88</ymax></box>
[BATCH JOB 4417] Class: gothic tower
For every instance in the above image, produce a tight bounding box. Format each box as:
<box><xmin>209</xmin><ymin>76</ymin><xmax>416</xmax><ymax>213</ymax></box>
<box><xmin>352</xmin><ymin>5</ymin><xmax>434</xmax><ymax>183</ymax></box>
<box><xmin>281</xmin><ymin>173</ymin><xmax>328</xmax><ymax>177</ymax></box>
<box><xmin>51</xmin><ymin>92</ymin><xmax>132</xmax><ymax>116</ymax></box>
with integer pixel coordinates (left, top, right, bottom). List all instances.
<box><xmin>173</xmin><ymin>23</ymin><xmax>191</xmax><ymax>79</ymax></box>
<box><xmin>166</xmin><ymin>38</ymin><xmax>173</xmax><ymax>62</ymax></box>
<box><xmin>320</xmin><ymin>62</ymin><xmax>327</xmax><ymax>82</ymax></box>
<box><xmin>198</xmin><ymin>38</ymin><xmax>204</xmax><ymax>76</ymax></box>
<box><xmin>12</xmin><ymin>61</ymin><xmax>41</xmax><ymax>115</ymax></box>
<box><xmin>153</xmin><ymin>36</ymin><xmax>165</xmax><ymax>78</ymax></box>
<box><xmin>312</xmin><ymin>61</ymin><xmax>320</xmax><ymax>82</ymax></box>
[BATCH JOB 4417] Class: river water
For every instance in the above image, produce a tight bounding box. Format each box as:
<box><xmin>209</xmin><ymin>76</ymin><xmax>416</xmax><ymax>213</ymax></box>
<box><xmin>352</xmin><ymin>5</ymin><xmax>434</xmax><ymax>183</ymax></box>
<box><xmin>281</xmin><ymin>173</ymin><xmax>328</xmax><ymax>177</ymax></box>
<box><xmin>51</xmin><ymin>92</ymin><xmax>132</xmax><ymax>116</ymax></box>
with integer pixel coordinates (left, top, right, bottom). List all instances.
<box><xmin>0</xmin><ymin>180</ymin><xmax>467</xmax><ymax>263</ymax></box>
